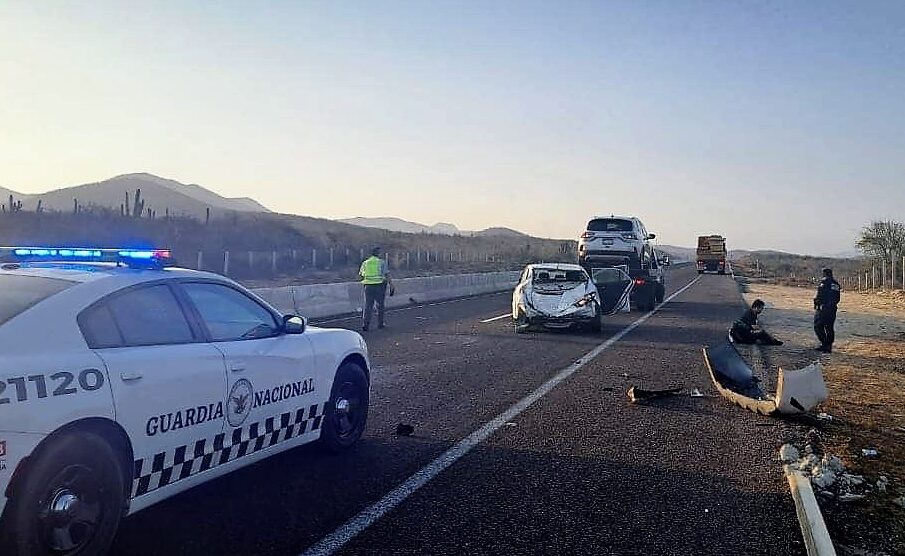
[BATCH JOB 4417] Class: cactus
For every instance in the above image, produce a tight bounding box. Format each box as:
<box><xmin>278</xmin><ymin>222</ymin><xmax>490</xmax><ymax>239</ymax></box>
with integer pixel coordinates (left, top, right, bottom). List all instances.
<box><xmin>120</xmin><ymin>203</ymin><xmax>125</xmax><ymax>216</ymax></box>
<box><xmin>205</xmin><ymin>207</ymin><xmax>211</xmax><ymax>225</ymax></box>
<box><xmin>132</xmin><ymin>188</ymin><xmax>144</xmax><ymax>219</ymax></box>
<box><xmin>8</xmin><ymin>195</ymin><xmax>12</xmax><ymax>212</ymax></box>
<box><xmin>36</xmin><ymin>199</ymin><xmax>43</xmax><ymax>213</ymax></box>
<box><xmin>125</xmin><ymin>191</ymin><xmax>130</xmax><ymax>216</ymax></box>
<box><xmin>14</xmin><ymin>200</ymin><xmax>22</xmax><ymax>212</ymax></box>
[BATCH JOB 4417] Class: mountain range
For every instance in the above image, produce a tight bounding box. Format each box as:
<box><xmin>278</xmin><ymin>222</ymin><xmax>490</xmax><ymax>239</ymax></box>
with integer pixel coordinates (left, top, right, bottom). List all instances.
<box><xmin>337</xmin><ymin>217</ymin><xmax>527</xmax><ymax>238</ymax></box>
<box><xmin>1</xmin><ymin>173</ymin><xmax>268</xmax><ymax>219</ymax></box>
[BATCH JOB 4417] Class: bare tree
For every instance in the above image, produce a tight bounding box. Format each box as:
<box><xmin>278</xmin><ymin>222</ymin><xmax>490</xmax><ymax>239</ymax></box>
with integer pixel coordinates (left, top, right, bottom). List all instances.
<box><xmin>857</xmin><ymin>220</ymin><xmax>905</xmax><ymax>259</ymax></box>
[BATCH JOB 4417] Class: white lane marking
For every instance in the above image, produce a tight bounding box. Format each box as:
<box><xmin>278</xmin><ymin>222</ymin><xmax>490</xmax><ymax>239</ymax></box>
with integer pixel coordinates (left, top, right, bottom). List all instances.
<box><xmin>479</xmin><ymin>313</ymin><xmax>511</xmax><ymax>323</ymax></box>
<box><xmin>299</xmin><ymin>274</ymin><xmax>702</xmax><ymax>556</ymax></box>
<box><xmin>314</xmin><ymin>291</ymin><xmax>510</xmax><ymax>325</ymax></box>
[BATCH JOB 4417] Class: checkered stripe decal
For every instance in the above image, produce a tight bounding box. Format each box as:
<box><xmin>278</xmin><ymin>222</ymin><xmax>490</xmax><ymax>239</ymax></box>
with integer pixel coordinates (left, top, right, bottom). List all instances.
<box><xmin>132</xmin><ymin>403</ymin><xmax>326</xmax><ymax>497</ymax></box>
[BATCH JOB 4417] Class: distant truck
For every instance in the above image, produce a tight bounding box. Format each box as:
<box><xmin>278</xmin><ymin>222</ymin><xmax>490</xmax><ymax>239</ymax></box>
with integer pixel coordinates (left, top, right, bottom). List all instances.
<box><xmin>696</xmin><ymin>235</ymin><xmax>727</xmax><ymax>274</ymax></box>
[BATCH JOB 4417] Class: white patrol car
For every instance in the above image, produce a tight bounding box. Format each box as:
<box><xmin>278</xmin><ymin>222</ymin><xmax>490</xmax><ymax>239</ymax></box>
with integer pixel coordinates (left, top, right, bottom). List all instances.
<box><xmin>0</xmin><ymin>248</ymin><xmax>370</xmax><ymax>556</ymax></box>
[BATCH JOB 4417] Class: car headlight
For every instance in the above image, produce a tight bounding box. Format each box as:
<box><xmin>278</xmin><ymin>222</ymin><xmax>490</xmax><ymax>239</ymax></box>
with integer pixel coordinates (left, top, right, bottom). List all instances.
<box><xmin>573</xmin><ymin>292</ymin><xmax>597</xmax><ymax>308</ymax></box>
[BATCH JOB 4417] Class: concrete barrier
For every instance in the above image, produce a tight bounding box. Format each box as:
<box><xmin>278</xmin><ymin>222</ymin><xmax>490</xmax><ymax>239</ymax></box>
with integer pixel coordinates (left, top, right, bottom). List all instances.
<box><xmin>253</xmin><ymin>271</ymin><xmax>521</xmax><ymax>319</ymax></box>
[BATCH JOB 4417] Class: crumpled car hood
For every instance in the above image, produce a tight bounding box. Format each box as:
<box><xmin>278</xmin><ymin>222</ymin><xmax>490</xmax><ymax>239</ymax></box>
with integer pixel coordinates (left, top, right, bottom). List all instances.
<box><xmin>524</xmin><ymin>283</ymin><xmax>595</xmax><ymax>317</ymax></box>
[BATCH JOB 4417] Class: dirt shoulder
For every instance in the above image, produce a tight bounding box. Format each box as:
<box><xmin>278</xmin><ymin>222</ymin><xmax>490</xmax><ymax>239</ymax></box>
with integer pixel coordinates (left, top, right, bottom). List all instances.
<box><xmin>738</xmin><ymin>281</ymin><xmax>905</xmax><ymax>555</ymax></box>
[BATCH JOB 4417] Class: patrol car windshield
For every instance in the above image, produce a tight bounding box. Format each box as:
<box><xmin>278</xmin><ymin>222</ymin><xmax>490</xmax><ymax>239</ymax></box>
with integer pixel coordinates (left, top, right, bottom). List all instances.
<box><xmin>0</xmin><ymin>275</ymin><xmax>76</xmax><ymax>326</ymax></box>
<box><xmin>587</xmin><ymin>219</ymin><xmax>633</xmax><ymax>232</ymax></box>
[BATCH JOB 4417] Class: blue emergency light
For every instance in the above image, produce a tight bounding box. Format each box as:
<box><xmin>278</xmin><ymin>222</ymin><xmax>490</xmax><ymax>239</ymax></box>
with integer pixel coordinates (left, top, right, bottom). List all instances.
<box><xmin>0</xmin><ymin>247</ymin><xmax>175</xmax><ymax>269</ymax></box>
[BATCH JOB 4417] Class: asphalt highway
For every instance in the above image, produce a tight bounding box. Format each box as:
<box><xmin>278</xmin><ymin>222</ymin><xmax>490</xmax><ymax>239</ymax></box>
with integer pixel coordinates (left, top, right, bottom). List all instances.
<box><xmin>110</xmin><ymin>264</ymin><xmax>804</xmax><ymax>555</ymax></box>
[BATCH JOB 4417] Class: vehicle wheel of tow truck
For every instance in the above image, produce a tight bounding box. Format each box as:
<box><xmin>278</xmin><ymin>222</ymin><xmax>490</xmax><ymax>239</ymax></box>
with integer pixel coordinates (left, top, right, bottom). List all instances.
<box><xmin>635</xmin><ymin>288</ymin><xmax>652</xmax><ymax>311</ymax></box>
<box><xmin>2</xmin><ymin>431</ymin><xmax>125</xmax><ymax>556</ymax></box>
<box><xmin>320</xmin><ymin>361</ymin><xmax>370</xmax><ymax>452</ymax></box>
<box><xmin>514</xmin><ymin>310</ymin><xmax>530</xmax><ymax>334</ymax></box>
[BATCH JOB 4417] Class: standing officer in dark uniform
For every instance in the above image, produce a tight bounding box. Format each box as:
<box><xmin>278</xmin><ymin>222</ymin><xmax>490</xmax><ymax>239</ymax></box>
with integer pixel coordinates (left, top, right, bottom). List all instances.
<box><xmin>814</xmin><ymin>268</ymin><xmax>841</xmax><ymax>353</ymax></box>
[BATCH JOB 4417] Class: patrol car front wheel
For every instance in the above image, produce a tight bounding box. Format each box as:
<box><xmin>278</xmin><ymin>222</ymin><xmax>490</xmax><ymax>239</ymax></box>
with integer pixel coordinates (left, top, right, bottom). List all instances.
<box><xmin>320</xmin><ymin>362</ymin><xmax>370</xmax><ymax>452</ymax></box>
<box><xmin>3</xmin><ymin>431</ymin><xmax>124</xmax><ymax>556</ymax></box>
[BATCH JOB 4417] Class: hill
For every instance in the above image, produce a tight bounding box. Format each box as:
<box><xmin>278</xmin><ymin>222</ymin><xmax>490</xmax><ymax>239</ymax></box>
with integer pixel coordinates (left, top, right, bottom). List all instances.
<box><xmin>656</xmin><ymin>245</ymin><xmax>695</xmax><ymax>262</ymax></box>
<box><xmin>338</xmin><ymin>217</ymin><xmax>464</xmax><ymax>235</ymax></box>
<box><xmin>474</xmin><ymin>227</ymin><xmax>526</xmax><ymax>238</ymax></box>
<box><xmin>1</xmin><ymin>173</ymin><xmax>269</xmax><ymax>219</ymax></box>
<box><xmin>339</xmin><ymin>217</ymin><xmax>530</xmax><ymax>238</ymax></box>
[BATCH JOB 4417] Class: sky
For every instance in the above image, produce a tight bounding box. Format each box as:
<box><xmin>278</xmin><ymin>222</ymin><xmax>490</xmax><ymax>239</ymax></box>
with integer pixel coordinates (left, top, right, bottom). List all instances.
<box><xmin>2</xmin><ymin>1</ymin><xmax>904</xmax><ymax>255</ymax></box>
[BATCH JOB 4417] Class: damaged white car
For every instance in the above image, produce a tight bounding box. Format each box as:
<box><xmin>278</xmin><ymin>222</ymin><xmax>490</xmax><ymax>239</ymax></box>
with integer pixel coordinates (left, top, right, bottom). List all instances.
<box><xmin>512</xmin><ymin>264</ymin><xmax>632</xmax><ymax>333</ymax></box>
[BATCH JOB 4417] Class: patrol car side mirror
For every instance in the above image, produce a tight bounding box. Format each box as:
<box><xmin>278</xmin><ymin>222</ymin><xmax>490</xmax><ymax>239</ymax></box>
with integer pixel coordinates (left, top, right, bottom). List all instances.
<box><xmin>282</xmin><ymin>315</ymin><xmax>306</xmax><ymax>334</ymax></box>
<box><xmin>647</xmin><ymin>233</ymin><xmax>656</xmax><ymax>240</ymax></box>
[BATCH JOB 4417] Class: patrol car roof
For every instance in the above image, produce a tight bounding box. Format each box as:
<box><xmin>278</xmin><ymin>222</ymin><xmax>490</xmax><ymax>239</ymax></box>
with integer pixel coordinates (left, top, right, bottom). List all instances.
<box><xmin>0</xmin><ymin>262</ymin><xmax>215</xmax><ymax>284</ymax></box>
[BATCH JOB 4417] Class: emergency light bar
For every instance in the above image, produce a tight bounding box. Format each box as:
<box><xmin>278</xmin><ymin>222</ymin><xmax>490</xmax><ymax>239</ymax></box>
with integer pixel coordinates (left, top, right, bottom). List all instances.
<box><xmin>0</xmin><ymin>247</ymin><xmax>174</xmax><ymax>269</ymax></box>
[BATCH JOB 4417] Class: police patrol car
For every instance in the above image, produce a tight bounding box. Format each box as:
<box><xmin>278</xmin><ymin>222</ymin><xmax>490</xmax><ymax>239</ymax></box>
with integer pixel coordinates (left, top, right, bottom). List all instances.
<box><xmin>0</xmin><ymin>247</ymin><xmax>370</xmax><ymax>555</ymax></box>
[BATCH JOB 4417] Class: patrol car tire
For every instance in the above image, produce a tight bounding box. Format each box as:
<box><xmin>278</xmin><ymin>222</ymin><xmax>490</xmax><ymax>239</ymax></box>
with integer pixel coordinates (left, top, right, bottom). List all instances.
<box><xmin>3</xmin><ymin>431</ymin><xmax>124</xmax><ymax>556</ymax></box>
<box><xmin>320</xmin><ymin>362</ymin><xmax>370</xmax><ymax>452</ymax></box>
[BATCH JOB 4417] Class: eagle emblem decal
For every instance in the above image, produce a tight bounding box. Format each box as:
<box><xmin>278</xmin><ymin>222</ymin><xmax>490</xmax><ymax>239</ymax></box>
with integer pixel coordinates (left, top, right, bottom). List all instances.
<box><xmin>227</xmin><ymin>379</ymin><xmax>254</xmax><ymax>428</ymax></box>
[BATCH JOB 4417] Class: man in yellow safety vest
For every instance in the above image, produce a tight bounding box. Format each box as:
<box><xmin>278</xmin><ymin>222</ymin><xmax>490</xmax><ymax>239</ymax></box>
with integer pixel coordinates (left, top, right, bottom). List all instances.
<box><xmin>359</xmin><ymin>246</ymin><xmax>394</xmax><ymax>331</ymax></box>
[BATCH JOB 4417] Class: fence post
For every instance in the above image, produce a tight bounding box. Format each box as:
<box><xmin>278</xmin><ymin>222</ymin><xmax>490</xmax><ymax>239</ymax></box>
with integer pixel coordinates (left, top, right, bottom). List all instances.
<box><xmin>196</xmin><ymin>251</ymin><xmax>203</xmax><ymax>270</ymax></box>
<box><xmin>272</xmin><ymin>251</ymin><xmax>277</xmax><ymax>275</ymax></box>
<box><xmin>312</xmin><ymin>249</ymin><xmax>317</xmax><ymax>269</ymax></box>
<box><xmin>406</xmin><ymin>252</ymin><xmax>410</xmax><ymax>269</ymax></box>
<box><xmin>224</xmin><ymin>251</ymin><xmax>230</xmax><ymax>275</ymax></box>
<box><xmin>882</xmin><ymin>259</ymin><xmax>887</xmax><ymax>289</ymax></box>
<box><xmin>249</xmin><ymin>251</ymin><xmax>254</xmax><ymax>271</ymax></box>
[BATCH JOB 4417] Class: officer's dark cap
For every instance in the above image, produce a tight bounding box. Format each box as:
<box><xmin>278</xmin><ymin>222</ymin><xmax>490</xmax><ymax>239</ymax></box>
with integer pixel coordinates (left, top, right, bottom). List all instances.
<box><xmin>822</xmin><ymin>268</ymin><xmax>833</xmax><ymax>276</ymax></box>
<box><xmin>752</xmin><ymin>299</ymin><xmax>765</xmax><ymax>308</ymax></box>
<box><xmin>371</xmin><ymin>246</ymin><xmax>382</xmax><ymax>256</ymax></box>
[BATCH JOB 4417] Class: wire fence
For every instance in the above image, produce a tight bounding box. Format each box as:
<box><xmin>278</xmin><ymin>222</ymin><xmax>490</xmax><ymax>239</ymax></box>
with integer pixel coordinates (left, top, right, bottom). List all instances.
<box><xmin>839</xmin><ymin>255</ymin><xmax>905</xmax><ymax>292</ymax></box>
<box><xmin>183</xmin><ymin>247</ymin><xmax>574</xmax><ymax>279</ymax></box>
<box><xmin>741</xmin><ymin>255</ymin><xmax>905</xmax><ymax>293</ymax></box>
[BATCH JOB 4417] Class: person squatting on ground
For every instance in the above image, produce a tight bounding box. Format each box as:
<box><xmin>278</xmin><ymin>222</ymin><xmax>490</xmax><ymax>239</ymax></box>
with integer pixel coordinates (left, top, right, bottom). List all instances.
<box><xmin>359</xmin><ymin>246</ymin><xmax>394</xmax><ymax>331</ymax></box>
<box><xmin>730</xmin><ymin>299</ymin><xmax>783</xmax><ymax>345</ymax></box>
<box><xmin>814</xmin><ymin>267</ymin><xmax>841</xmax><ymax>353</ymax></box>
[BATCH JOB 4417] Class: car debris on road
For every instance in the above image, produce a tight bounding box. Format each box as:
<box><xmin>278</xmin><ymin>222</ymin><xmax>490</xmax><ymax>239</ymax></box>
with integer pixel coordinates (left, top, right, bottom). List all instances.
<box><xmin>702</xmin><ymin>341</ymin><xmax>828</xmax><ymax>416</ymax></box>
<box><xmin>627</xmin><ymin>386</ymin><xmax>684</xmax><ymax>404</ymax></box>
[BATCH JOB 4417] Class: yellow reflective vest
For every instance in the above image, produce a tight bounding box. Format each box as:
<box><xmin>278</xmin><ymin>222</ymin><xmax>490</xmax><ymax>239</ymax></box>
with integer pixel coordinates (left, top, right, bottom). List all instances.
<box><xmin>360</xmin><ymin>256</ymin><xmax>385</xmax><ymax>285</ymax></box>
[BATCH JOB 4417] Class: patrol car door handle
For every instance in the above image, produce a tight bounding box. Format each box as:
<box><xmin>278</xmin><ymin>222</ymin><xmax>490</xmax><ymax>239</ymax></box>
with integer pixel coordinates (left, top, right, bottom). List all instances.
<box><xmin>120</xmin><ymin>371</ymin><xmax>143</xmax><ymax>381</ymax></box>
<box><xmin>230</xmin><ymin>366</ymin><xmax>246</xmax><ymax>373</ymax></box>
